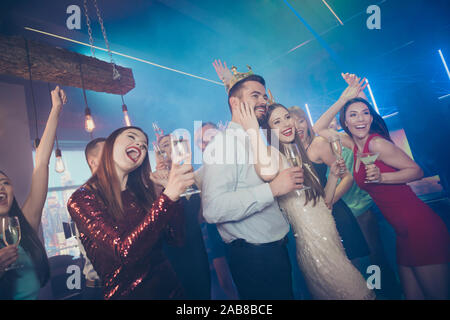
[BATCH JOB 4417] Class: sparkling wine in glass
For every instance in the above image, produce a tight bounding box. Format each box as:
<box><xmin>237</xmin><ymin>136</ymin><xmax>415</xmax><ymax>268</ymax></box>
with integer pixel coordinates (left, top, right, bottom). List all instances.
<box><xmin>282</xmin><ymin>143</ymin><xmax>310</xmax><ymax>196</ymax></box>
<box><xmin>1</xmin><ymin>216</ymin><xmax>23</xmax><ymax>271</ymax></box>
<box><xmin>329</xmin><ymin>135</ymin><xmax>345</xmax><ymax>174</ymax></box>
<box><xmin>358</xmin><ymin>152</ymin><xmax>380</xmax><ymax>183</ymax></box>
<box><xmin>153</xmin><ymin>142</ymin><xmax>170</xmax><ymax>170</ymax></box>
<box><xmin>170</xmin><ymin>135</ymin><xmax>201</xmax><ymax>198</ymax></box>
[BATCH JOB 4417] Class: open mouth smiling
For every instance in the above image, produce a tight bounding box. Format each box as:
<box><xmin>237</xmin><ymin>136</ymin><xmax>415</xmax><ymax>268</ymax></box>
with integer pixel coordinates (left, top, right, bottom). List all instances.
<box><xmin>126</xmin><ymin>146</ymin><xmax>141</xmax><ymax>163</ymax></box>
<box><xmin>282</xmin><ymin>128</ymin><xmax>293</xmax><ymax>137</ymax></box>
<box><xmin>0</xmin><ymin>192</ymin><xmax>7</xmax><ymax>206</ymax></box>
<box><xmin>254</xmin><ymin>106</ymin><xmax>266</xmax><ymax>114</ymax></box>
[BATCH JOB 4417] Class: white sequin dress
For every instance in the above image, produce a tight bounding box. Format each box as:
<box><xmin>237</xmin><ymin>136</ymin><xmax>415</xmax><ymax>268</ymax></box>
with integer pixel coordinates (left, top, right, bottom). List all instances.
<box><xmin>278</xmin><ymin>157</ymin><xmax>375</xmax><ymax>300</ymax></box>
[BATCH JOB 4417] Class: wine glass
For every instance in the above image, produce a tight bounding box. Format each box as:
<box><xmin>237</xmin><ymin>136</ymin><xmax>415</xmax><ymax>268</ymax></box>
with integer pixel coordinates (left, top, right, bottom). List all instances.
<box><xmin>170</xmin><ymin>135</ymin><xmax>201</xmax><ymax>198</ymax></box>
<box><xmin>282</xmin><ymin>143</ymin><xmax>310</xmax><ymax>196</ymax></box>
<box><xmin>1</xmin><ymin>216</ymin><xmax>23</xmax><ymax>271</ymax></box>
<box><xmin>329</xmin><ymin>135</ymin><xmax>345</xmax><ymax>174</ymax></box>
<box><xmin>152</xmin><ymin>121</ymin><xmax>164</xmax><ymax>137</ymax></box>
<box><xmin>357</xmin><ymin>152</ymin><xmax>380</xmax><ymax>183</ymax></box>
<box><xmin>153</xmin><ymin>142</ymin><xmax>170</xmax><ymax>170</ymax></box>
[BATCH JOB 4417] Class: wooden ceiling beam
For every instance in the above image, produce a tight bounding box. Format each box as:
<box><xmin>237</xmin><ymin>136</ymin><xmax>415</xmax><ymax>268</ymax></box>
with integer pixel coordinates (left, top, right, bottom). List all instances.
<box><xmin>0</xmin><ymin>34</ymin><xmax>135</xmax><ymax>95</ymax></box>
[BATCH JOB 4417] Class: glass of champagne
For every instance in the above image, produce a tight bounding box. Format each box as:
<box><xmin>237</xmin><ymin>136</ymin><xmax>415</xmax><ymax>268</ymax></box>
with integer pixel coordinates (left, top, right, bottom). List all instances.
<box><xmin>329</xmin><ymin>135</ymin><xmax>345</xmax><ymax>174</ymax></box>
<box><xmin>282</xmin><ymin>143</ymin><xmax>310</xmax><ymax>196</ymax></box>
<box><xmin>1</xmin><ymin>216</ymin><xmax>23</xmax><ymax>271</ymax></box>
<box><xmin>170</xmin><ymin>135</ymin><xmax>201</xmax><ymax>198</ymax></box>
<box><xmin>153</xmin><ymin>142</ymin><xmax>170</xmax><ymax>170</ymax></box>
<box><xmin>357</xmin><ymin>152</ymin><xmax>380</xmax><ymax>183</ymax></box>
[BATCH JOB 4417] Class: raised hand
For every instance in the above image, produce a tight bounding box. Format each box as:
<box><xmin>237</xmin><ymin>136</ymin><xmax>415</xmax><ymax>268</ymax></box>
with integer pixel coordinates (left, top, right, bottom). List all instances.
<box><xmin>150</xmin><ymin>169</ymin><xmax>170</xmax><ymax>188</ymax></box>
<box><xmin>341</xmin><ymin>73</ymin><xmax>356</xmax><ymax>85</ymax></box>
<box><xmin>51</xmin><ymin>85</ymin><xmax>67</xmax><ymax>111</ymax></box>
<box><xmin>269</xmin><ymin>167</ymin><xmax>304</xmax><ymax>197</ymax></box>
<box><xmin>338</xmin><ymin>74</ymin><xmax>367</xmax><ymax>103</ymax></box>
<box><xmin>237</xmin><ymin>101</ymin><xmax>259</xmax><ymax>133</ymax></box>
<box><xmin>0</xmin><ymin>246</ymin><xmax>18</xmax><ymax>273</ymax></box>
<box><xmin>163</xmin><ymin>161</ymin><xmax>195</xmax><ymax>201</ymax></box>
<box><xmin>212</xmin><ymin>59</ymin><xmax>232</xmax><ymax>84</ymax></box>
<box><xmin>329</xmin><ymin>159</ymin><xmax>346</xmax><ymax>178</ymax></box>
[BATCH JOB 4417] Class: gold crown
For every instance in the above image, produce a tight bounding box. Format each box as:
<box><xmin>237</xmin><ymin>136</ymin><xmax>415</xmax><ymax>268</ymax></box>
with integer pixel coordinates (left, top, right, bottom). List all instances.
<box><xmin>225</xmin><ymin>65</ymin><xmax>254</xmax><ymax>93</ymax></box>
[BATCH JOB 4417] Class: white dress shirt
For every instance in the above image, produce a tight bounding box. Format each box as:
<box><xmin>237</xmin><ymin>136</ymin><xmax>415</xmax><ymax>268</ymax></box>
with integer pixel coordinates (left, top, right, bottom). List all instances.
<box><xmin>201</xmin><ymin>121</ymin><xmax>289</xmax><ymax>244</ymax></box>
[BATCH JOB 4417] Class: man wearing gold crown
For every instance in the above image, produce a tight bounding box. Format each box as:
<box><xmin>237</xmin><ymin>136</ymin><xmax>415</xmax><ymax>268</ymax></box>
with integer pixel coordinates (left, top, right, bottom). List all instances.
<box><xmin>201</xmin><ymin>61</ymin><xmax>305</xmax><ymax>299</ymax></box>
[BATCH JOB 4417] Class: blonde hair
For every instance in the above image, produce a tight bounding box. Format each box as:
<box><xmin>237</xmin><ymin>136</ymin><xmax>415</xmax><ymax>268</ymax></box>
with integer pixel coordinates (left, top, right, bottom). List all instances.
<box><xmin>288</xmin><ymin>106</ymin><xmax>315</xmax><ymax>147</ymax></box>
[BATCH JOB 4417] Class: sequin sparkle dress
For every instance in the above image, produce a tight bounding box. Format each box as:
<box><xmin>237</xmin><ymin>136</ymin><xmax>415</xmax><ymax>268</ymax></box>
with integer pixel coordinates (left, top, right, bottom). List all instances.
<box><xmin>277</xmin><ymin>156</ymin><xmax>375</xmax><ymax>300</ymax></box>
<box><xmin>67</xmin><ymin>185</ymin><xmax>185</xmax><ymax>300</ymax></box>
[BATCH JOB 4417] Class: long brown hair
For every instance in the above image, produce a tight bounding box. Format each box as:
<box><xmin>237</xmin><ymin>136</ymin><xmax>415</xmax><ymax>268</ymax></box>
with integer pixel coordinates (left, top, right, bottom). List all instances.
<box><xmin>262</xmin><ymin>104</ymin><xmax>325</xmax><ymax>206</ymax></box>
<box><xmin>0</xmin><ymin>171</ymin><xmax>50</xmax><ymax>297</ymax></box>
<box><xmin>86</xmin><ymin>127</ymin><xmax>156</xmax><ymax>221</ymax></box>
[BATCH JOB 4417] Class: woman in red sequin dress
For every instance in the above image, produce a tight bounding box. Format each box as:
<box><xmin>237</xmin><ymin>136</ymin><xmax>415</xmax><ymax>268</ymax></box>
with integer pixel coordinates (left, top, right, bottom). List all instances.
<box><xmin>314</xmin><ymin>74</ymin><xmax>449</xmax><ymax>299</ymax></box>
<box><xmin>67</xmin><ymin>127</ymin><xmax>195</xmax><ymax>300</ymax></box>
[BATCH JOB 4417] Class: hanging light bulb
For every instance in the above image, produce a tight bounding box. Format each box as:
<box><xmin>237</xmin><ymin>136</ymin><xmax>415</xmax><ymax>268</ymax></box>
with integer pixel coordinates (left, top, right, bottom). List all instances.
<box><xmin>121</xmin><ymin>95</ymin><xmax>131</xmax><ymax>126</ymax></box>
<box><xmin>54</xmin><ymin>136</ymin><xmax>65</xmax><ymax>173</ymax></box>
<box><xmin>54</xmin><ymin>148</ymin><xmax>65</xmax><ymax>173</ymax></box>
<box><xmin>79</xmin><ymin>59</ymin><xmax>96</xmax><ymax>134</ymax></box>
<box><xmin>122</xmin><ymin>104</ymin><xmax>131</xmax><ymax>126</ymax></box>
<box><xmin>85</xmin><ymin>107</ymin><xmax>96</xmax><ymax>132</ymax></box>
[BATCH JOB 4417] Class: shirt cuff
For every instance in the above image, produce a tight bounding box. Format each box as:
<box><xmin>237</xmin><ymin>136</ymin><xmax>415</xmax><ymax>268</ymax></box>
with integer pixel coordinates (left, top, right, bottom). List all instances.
<box><xmin>254</xmin><ymin>183</ymin><xmax>274</xmax><ymax>205</ymax></box>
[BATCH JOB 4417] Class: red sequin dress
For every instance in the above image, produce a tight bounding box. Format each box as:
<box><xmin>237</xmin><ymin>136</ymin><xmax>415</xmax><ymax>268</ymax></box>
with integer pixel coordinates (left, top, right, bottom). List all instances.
<box><xmin>353</xmin><ymin>134</ymin><xmax>450</xmax><ymax>266</ymax></box>
<box><xmin>67</xmin><ymin>185</ymin><xmax>185</xmax><ymax>299</ymax></box>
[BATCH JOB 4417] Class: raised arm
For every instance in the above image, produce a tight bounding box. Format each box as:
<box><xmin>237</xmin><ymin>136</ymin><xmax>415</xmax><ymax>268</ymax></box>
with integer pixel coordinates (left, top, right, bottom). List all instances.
<box><xmin>365</xmin><ymin>136</ymin><xmax>423</xmax><ymax>184</ymax></box>
<box><xmin>237</xmin><ymin>101</ymin><xmax>281</xmax><ymax>181</ymax></box>
<box><xmin>342</xmin><ymin>73</ymin><xmax>369</xmax><ymax>101</ymax></box>
<box><xmin>22</xmin><ymin>86</ymin><xmax>66</xmax><ymax>231</ymax></box>
<box><xmin>213</xmin><ymin>59</ymin><xmax>233</xmax><ymax>89</ymax></box>
<box><xmin>313</xmin><ymin>74</ymin><xmax>367</xmax><ymax>149</ymax></box>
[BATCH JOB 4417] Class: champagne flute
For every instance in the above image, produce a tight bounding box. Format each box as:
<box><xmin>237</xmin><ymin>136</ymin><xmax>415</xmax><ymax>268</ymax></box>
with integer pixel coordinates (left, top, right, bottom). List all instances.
<box><xmin>329</xmin><ymin>135</ymin><xmax>345</xmax><ymax>174</ymax></box>
<box><xmin>357</xmin><ymin>152</ymin><xmax>380</xmax><ymax>183</ymax></box>
<box><xmin>153</xmin><ymin>142</ymin><xmax>170</xmax><ymax>170</ymax></box>
<box><xmin>282</xmin><ymin>143</ymin><xmax>310</xmax><ymax>196</ymax></box>
<box><xmin>1</xmin><ymin>216</ymin><xmax>23</xmax><ymax>271</ymax></box>
<box><xmin>152</xmin><ymin>121</ymin><xmax>164</xmax><ymax>137</ymax></box>
<box><xmin>170</xmin><ymin>135</ymin><xmax>201</xmax><ymax>198</ymax></box>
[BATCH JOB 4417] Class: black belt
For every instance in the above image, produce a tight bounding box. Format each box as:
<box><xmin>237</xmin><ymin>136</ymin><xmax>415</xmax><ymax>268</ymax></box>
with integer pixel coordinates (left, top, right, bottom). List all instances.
<box><xmin>228</xmin><ymin>236</ymin><xmax>288</xmax><ymax>248</ymax></box>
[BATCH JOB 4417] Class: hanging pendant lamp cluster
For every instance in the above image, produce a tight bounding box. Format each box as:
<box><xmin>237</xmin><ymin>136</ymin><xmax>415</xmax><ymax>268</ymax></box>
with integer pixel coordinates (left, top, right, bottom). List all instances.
<box><xmin>82</xmin><ymin>0</ymin><xmax>133</xmax><ymax>134</ymax></box>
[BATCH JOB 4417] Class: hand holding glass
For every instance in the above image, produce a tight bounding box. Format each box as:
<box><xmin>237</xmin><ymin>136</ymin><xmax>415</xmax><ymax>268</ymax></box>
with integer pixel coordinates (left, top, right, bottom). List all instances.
<box><xmin>1</xmin><ymin>216</ymin><xmax>23</xmax><ymax>271</ymax></box>
<box><xmin>153</xmin><ymin>143</ymin><xmax>170</xmax><ymax>170</ymax></box>
<box><xmin>170</xmin><ymin>135</ymin><xmax>201</xmax><ymax>198</ymax></box>
<box><xmin>358</xmin><ymin>152</ymin><xmax>380</xmax><ymax>183</ymax></box>
<box><xmin>329</xmin><ymin>135</ymin><xmax>345</xmax><ymax>174</ymax></box>
<box><xmin>282</xmin><ymin>143</ymin><xmax>310</xmax><ymax>196</ymax></box>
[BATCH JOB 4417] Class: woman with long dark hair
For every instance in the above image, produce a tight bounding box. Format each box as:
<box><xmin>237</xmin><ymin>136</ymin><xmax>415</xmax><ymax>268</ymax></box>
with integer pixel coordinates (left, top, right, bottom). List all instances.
<box><xmin>237</xmin><ymin>102</ymin><xmax>374</xmax><ymax>299</ymax></box>
<box><xmin>67</xmin><ymin>126</ymin><xmax>195</xmax><ymax>300</ymax></box>
<box><xmin>314</xmin><ymin>74</ymin><xmax>450</xmax><ymax>299</ymax></box>
<box><xmin>0</xmin><ymin>86</ymin><xmax>66</xmax><ymax>299</ymax></box>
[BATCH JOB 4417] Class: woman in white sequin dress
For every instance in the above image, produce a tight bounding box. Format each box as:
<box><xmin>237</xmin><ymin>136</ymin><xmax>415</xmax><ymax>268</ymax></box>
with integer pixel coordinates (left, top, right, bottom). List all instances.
<box><xmin>238</xmin><ymin>102</ymin><xmax>375</xmax><ymax>300</ymax></box>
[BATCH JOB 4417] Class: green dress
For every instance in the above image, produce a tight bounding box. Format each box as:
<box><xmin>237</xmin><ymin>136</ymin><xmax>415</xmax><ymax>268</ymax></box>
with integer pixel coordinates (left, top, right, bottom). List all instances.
<box><xmin>327</xmin><ymin>147</ymin><xmax>374</xmax><ymax>217</ymax></box>
<box><xmin>0</xmin><ymin>241</ymin><xmax>40</xmax><ymax>300</ymax></box>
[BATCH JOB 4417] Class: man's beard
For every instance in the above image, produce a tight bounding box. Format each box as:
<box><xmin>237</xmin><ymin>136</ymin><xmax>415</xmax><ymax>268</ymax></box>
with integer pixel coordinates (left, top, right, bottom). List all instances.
<box><xmin>255</xmin><ymin>105</ymin><xmax>267</xmax><ymax>127</ymax></box>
